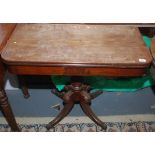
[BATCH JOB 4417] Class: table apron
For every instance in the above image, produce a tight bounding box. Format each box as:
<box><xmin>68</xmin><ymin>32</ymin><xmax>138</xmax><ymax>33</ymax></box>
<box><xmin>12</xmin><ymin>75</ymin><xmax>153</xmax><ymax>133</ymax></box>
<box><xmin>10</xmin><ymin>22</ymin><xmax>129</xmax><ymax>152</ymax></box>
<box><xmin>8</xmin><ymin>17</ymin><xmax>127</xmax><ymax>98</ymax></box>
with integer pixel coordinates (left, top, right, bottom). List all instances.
<box><xmin>7</xmin><ymin>65</ymin><xmax>147</xmax><ymax>77</ymax></box>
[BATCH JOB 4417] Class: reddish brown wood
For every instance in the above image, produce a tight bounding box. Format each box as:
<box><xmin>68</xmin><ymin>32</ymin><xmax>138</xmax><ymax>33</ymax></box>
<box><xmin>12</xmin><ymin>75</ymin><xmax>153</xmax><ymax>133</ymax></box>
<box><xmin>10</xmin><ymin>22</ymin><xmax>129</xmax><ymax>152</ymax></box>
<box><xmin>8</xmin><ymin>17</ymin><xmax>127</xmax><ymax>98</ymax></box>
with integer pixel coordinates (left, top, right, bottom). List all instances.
<box><xmin>0</xmin><ymin>24</ymin><xmax>16</xmax><ymax>51</ymax></box>
<box><xmin>47</xmin><ymin>82</ymin><xmax>107</xmax><ymax>130</ymax></box>
<box><xmin>17</xmin><ymin>75</ymin><xmax>30</xmax><ymax>98</ymax></box>
<box><xmin>139</xmin><ymin>27</ymin><xmax>155</xmax><ymax>38</ymax></box>
<box><xmin>151</xmin><ymin>37</ymin><xmax>155</xmax><ymax>67</ymax></box>
<box><xmin>151</xmin><ymin>37</ymin><xmax>155</xmax><ymax>59</ymax></box>
<box><xmin>0</xmin><ymin>24</ymin><xmax>16</xmax><ymax>86</ymax></box>
<box><xmin>7</xmin><ymin>65</ymin><xmax>147</xmax><ymax>77</ymax></box>
<box><xmin>46</xmin><ymin>100</ymin><xmax>74</xmax><ymax>130</ymax></box>
<box><xmin>80</xmin><ymin>101</ymin><xmax>107</xmax><ymax>130</ymax></box>
<box><xmin>0</xmin><ymin>24</ymin><xmax>154</xmax><ymax>130</ymax></box>
<box><xmin>0</xmin><ymin>62</ymin><xmax>5</xmax><ymax>84</ymax></box>
<box><xmin>0</xmin><ymin>24</ymin><xmax>20</xmax><ymax>131</ymax></box>
<box><xmin>0</xmin><ymin>62</ymin><xmax>20</xmax><ymax>131</ymax></box>
<box><xmin>1</xmin><ymin>24</ymin><xmax>152</xmax><ymax>68</ymax></box>
<box><xmin>0</xmin><ymin>87</ymin><xmax>20</xmax><ymax>131</ymax></box>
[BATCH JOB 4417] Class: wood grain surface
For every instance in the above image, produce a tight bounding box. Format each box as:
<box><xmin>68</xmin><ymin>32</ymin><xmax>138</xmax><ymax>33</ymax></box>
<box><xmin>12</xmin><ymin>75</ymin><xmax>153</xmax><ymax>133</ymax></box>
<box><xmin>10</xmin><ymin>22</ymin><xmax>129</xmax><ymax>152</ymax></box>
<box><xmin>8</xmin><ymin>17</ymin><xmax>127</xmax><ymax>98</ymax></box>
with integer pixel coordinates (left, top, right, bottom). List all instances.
<box><xmin>0</xmin><ymin>24</ymin><xmax>16</xmax><ymax>51</ymax></box>
<box><xmin>1</xmin><ymin>24</ymin><xmax>152</xmax><ymax>68</ymax></box>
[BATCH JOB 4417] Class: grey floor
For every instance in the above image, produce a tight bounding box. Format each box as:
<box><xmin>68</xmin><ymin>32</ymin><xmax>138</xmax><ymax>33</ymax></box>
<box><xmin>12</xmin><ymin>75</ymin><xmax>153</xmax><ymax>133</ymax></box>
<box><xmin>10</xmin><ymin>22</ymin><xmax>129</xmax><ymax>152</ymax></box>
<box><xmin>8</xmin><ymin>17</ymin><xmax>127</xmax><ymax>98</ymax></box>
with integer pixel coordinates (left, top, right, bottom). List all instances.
<box><xmin>0</xmin><ymin>87</ymin><xmax>155</xmax><ymax>117</ymax></box>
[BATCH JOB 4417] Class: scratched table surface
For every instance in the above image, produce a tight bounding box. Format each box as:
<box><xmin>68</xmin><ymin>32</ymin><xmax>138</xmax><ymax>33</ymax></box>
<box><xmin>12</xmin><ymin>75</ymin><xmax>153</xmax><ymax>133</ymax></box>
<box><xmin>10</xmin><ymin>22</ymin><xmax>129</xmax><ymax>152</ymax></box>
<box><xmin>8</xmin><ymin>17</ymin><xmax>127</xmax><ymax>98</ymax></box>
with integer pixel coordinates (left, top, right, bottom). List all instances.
<box><xmin>1</xmin><ymin>24</ymin><xmax>152</xmax><ymax>68</ymax></box>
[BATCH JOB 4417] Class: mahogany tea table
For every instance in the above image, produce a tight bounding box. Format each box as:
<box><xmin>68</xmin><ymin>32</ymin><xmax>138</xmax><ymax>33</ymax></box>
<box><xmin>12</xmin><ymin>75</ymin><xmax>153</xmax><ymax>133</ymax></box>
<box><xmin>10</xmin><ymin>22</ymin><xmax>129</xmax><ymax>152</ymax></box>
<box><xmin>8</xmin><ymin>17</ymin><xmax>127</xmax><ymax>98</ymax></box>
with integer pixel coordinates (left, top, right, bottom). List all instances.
<box><xmin>0</xmin><ymin>24</ymin><xmax>154</xmax><ymax>131</ymax></box>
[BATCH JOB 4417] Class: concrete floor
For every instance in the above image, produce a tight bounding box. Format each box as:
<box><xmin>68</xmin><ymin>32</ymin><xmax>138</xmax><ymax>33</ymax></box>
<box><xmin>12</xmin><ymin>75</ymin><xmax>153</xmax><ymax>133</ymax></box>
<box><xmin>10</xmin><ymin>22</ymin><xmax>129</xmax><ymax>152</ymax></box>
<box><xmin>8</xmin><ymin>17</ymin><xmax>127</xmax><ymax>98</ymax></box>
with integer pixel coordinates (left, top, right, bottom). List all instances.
<box><xmin>0</xmin><ymin>87</ymin><xmax>155</xmax><ymax>117</ymax></box>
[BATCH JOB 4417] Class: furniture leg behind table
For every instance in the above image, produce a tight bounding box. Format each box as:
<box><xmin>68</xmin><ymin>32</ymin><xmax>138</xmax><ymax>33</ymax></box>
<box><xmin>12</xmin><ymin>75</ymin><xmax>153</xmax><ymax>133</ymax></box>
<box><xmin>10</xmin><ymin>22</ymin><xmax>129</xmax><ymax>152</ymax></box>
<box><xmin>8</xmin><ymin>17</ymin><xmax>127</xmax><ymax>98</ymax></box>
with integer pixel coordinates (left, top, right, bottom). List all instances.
<box><xmin>0</xmin><ymin>62</ymin><xmax>20</xmax><ymax>131</ymax></box>
<box><xmin>17</xmin><ymin>75</ymin><xmax>30</xmax><ymax>99</ymax></box>
<box><xmin>17</xmin><ymin>75</ymin><xmax>55</xmax><ymax>99</ymax></box>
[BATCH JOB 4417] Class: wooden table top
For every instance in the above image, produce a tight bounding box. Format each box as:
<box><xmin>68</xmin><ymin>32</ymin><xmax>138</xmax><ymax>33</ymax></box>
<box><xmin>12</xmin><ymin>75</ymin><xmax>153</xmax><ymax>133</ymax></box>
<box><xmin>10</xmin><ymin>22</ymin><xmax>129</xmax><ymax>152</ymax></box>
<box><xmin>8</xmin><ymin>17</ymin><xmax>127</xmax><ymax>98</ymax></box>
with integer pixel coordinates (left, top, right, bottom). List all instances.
<box><xmin>1</xmin><ymin>24</ymin><xmax>152</xmax><ymax>68</ymax></box>
<box><xmin>0</xmin><ymin>24</ymin><xmax>16</xmax><ymax>51</ymax></box>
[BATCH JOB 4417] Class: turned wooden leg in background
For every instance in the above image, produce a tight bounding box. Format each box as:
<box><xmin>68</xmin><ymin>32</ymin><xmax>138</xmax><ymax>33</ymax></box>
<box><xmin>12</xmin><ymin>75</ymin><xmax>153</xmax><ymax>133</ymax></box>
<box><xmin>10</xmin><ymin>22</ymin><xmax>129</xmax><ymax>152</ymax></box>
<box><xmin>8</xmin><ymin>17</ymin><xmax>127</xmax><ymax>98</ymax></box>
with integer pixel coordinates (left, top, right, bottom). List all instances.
<box><xmin>0</xmin><ymin>87</ymin><xmax>20</xmax><ymax>131</ymax></box>
<box><xmin>18</xmin><ymin>75</ymin><xmax>30</xmax><ymax>99</ymax></box>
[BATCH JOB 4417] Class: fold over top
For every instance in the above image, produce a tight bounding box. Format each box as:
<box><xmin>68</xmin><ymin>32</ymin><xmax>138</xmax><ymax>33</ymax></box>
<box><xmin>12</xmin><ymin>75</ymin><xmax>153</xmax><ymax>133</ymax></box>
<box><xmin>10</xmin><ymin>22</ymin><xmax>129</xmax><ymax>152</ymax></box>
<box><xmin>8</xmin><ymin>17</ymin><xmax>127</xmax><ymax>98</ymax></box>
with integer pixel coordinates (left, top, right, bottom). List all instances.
<box><xmin>1</xmin><ymin>24</ymin><xmax>152</xmax><ymax>68</ymax></box>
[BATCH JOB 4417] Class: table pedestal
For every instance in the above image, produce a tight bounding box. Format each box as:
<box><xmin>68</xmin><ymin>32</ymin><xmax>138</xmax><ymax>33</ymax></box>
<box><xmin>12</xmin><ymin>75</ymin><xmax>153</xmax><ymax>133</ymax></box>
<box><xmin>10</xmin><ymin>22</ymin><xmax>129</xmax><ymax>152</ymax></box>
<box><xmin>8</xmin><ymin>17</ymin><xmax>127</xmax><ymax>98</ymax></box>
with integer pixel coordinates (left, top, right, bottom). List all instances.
<box><xmin>46</xmin><ymin>82</ymin><xmax>107</xmax><ymax>131</ymax></box>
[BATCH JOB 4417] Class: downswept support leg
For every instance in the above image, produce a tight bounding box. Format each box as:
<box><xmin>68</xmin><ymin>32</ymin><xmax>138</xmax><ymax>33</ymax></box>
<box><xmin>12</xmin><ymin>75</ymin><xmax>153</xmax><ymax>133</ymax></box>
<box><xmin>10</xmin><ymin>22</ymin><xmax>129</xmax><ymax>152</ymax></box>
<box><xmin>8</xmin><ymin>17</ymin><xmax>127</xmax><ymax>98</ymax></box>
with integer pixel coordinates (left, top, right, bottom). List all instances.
<box><xmin>80</xmin><ymin>101</ymin><xmax>107</xmax><ymax>130</ymax></box>
<box><xmin>46</xmin><ymin>101</ymin><xmax>74</xmax><ymax>130</ymax></box>
<box><xmin>47</xmin><ymin>88</ymin><xmax>75</xmax><ymax>130</ymax></box>
<box><xmin>47</xmin><ymin>82</ymin><xmax>107</xmax><ymax>130</ymax></box>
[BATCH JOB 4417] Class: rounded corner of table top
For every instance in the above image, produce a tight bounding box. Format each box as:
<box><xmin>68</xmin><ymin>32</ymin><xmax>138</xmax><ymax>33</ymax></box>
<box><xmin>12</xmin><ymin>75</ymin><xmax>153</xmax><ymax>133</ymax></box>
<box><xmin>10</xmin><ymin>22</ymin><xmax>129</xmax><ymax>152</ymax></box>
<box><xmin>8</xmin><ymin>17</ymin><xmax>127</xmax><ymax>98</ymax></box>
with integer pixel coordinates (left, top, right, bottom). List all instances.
<box><xmin>0</xmin><ymin>52</ymin><xmax>9</xmax><ymax>64</ymax></box>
